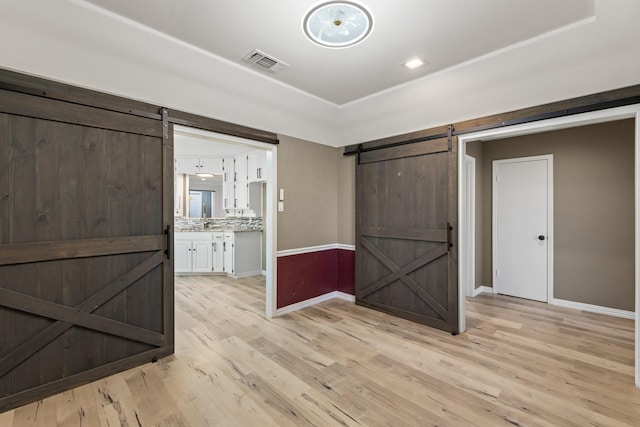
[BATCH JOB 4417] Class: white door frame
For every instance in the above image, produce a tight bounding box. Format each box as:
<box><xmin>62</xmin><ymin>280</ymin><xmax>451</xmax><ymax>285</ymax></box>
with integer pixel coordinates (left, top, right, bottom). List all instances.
<box><xmin>457</xmin><ymin>103</ymin><xmax>640</xmax><ymax>387</ymax></box>
<box><xmin>492</xmin><ymin>154</ymin><xmax>554</xmax><ymax>302</ymax></box>
<box><xmin>173</xmin><ymin>125</ymin><xmax>278</xmax><ymax>319</ymax></box>
<box><xmin>463</xmin><ymin>155</ymin><xmax>476</xmax><ymax>297</ymax></box>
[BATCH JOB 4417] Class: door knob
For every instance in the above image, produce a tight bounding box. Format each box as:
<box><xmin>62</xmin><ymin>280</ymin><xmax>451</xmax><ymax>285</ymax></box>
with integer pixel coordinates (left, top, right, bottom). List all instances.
<box><xmin>538</xmin><ymin>235</ymin><xmax>545</xmax><ymax>241</ymax></box>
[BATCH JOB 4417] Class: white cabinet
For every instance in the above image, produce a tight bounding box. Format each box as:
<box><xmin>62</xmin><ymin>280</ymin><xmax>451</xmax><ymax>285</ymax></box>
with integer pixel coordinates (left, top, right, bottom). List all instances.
<box><xmin>223</xmin><ymin>181</ymin><xmax>235</xmax><ymax>209</ymax></box>
<box><xmin>223</xmin><ymin>232</ymin><xmax>234</xmax><ymax>275</ymax></box>
<box><xmin>212</xmin><ymin>232</ymin><xmax>224</xmax><ymax>272</ymax></box>
<box><xmin>175</xmin><ymin>232</ymin><xmax>213</xmax><ymax>273</ymax></box>
<box><xmin>175</xmin><ymin>231</ymin><xmax>261</xmax><ymax>278</ymax></box>
<box><xmin>224</xmin><ymin>231</ymin><xmax>261</xmax><ymax>278</ymax></box>
<box><xmin>234</xmin><ymin>182</ymin><xmax>261</xmax><ymax>211</ymax></box>
<box><xmin>234</xmin><ymin>153</ymin><xmax>248</xmax><ymax>182</ymax></box>
<box><xmin>176</xmin><ymin>158</ymin><xmax>223</xmax><ymax>175</ymax></box>
<box><xmin>222</xmin><ymin>158</ymin><xmax>234</xmax><ymax>182</ymax></box>
<box><xmin>247</xmin><ymin>150</ymin><xmax>268</xmax><ymax>182</ymax></box>
<box><xmin>174</xmin><ymin>240</ymin><xmax>193</xmax><ymax>273</ymax></box>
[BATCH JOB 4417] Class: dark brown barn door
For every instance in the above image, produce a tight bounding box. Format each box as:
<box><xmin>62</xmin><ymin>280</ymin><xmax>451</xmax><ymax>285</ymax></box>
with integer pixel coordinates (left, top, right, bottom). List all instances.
<box><xmin>355</xmin><ymin>133</ymin><xmax>459</xmax><ymax>333</ymax></box>
<box><xmin>0</xmin><ymin>89</ymin><xmax>174</xmax><ymax>411</ymax></box>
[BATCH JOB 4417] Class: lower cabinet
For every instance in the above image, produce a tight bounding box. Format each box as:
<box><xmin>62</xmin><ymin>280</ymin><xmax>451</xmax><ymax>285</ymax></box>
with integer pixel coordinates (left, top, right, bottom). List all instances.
<box><xmin>212</xmin><ymin>232</ymin><xmax>224</xmax><ymax>272</ymax></box>
<box><xmin>175</xmin><ymin>232</ymin><xmax>213</xmax><ymax>273</ymax></box>
<box><xmin>176</xmin><ymin>231</ymin><xmax>261</xmax><ymax>277</ymax></box>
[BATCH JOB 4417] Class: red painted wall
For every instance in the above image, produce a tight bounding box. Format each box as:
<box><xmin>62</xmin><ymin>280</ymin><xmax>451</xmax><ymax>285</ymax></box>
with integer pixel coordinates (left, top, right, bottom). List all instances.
<box><xmin>277</xmin><ymin>248</ymin><xmax>355</xmax><ymax>308</ymax></box>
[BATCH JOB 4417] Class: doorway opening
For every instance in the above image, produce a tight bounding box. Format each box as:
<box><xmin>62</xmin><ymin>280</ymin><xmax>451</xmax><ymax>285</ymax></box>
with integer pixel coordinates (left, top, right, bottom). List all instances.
<box><xmin>173</xmin><ymin>125</ymin><xmax>278</xmax><ymax>318</ymax></box>
<box><xmin>458</xmin><ymin>104</ymin><xmax>640</xmax><ymax>386</ymax></box>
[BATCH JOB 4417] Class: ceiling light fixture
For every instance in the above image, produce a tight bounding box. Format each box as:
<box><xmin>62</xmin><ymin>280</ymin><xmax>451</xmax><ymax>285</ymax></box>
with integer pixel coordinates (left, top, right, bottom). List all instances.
<box><xmin>196</xmin><ymin>173</ymin><xmax>214</xmax><ymax>178</ymax></box>
<box><xmin>303</xmin><ymin>1</ymin><xmax>373</xmax><ymax>48</ymax></box>
<box><xmin>404</xmin><ymin>57</ymin><xmax>425</xmax><ymax>70</ymax></box>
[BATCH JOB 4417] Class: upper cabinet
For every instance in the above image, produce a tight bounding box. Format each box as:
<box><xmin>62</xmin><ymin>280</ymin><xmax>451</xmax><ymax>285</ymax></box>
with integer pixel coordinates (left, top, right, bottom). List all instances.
<box><xmin>234</xmin><ymin>153</ymin><xmax>248</xmax><ymax>182</ymax></box>
<box><xmin>247</xmin><ymin>150</ymin><xmax>268</xmax><ymax>182</ymax></box>
<box><xmin>176</xmin><ymin>157</ymin><xmax>223</xmax><ymax>175</ymax></box>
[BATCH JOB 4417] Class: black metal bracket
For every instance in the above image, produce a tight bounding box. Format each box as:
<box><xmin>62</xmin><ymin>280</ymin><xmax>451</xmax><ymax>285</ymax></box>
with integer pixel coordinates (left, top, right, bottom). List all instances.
<box><xmin>161</xmin><ymin>108</ymin><xmax>169</xmax><ymax>139</ymax></box>
<box><xmin>447</xmin><ymin>223</ymin><xmax>453</xmax><ymax>251</ymax></box>
<box><xmin>447</xmin><ymin>124</ymin><xmax>453</xmax><ymax>151</ymax></box>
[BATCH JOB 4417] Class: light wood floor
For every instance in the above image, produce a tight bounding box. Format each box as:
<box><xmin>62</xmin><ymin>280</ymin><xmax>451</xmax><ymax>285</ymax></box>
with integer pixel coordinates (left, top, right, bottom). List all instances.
<box><xmin>2</xmin><ymin>275</ymin><xmax>639</xmax><ymax>426</ymax></box>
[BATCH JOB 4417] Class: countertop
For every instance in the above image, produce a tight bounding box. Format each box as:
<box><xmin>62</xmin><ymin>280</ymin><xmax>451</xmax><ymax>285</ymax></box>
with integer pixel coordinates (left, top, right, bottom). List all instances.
<box><xmin>175</xmin><ymin>227</ymin><xmax>262</xmax><ymax>233</ymax></box>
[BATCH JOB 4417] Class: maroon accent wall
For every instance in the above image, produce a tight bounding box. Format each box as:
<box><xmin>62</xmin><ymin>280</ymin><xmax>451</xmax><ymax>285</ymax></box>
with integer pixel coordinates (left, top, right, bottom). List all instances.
<box><xmin>337</xmin><ymin>249</ymin><xmax>355</xmax><ymax>295</ymax></box>
<box><xmin>277</xmin><ymin>248</ymin><xmax>355</xmax><ymax>308</ymax></box>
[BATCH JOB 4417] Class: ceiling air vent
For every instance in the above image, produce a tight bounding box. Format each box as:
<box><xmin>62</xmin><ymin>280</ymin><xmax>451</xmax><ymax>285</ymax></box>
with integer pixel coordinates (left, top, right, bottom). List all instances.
<box><xmin>243</xmin><ymin>49</ymin><xmax>289</xmax><ymax>74</ymax></box>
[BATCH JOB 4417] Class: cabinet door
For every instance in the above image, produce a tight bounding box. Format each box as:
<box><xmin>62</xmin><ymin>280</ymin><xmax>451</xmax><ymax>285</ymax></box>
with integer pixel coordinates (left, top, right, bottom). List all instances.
<box><xmin>257</xmin><ymin>150</ymin><xmax>268</xmax><ymax>181</ymax></box>
<box><xmin>223</xmin><ymin>158</ymin><xmax>234</xmax><ymax>182</ymax></box>
<box><xmin>176</xmin><ymin>158</ymin><xmax>199</xmax><ymax>175</ymax></box>
<box><xmin>192</xmin><ymin>240</ymin><xmax>213</xmax><ymax>272</ymax></box>
<box><xmin>234</xmin><ymin>154</ymin><xmax>248</xmax><ymax>182</ymax></box>
<box><xmin>174</xmin><ymin>241</ymin><xmax>192</xmax><ymax>273</ymax></box>
<box><xmin>247</xmin><ymin>151</ymin><xmax>260</xmax><ymax>182</ymax></box>
<box><xmin>198</xmin><ymin>158</ymin><xmax>223</xmax><ymax>175</ymax></box>
<box><xmin>223</xmin><ymin>181</ymin><xmax>235</xmax><ymax>209</ymax></box>
<box><xmin>223</xmin><ymin>240</ymin><xmax>234</xmax><ymax>275</ymax></box>
<box><xmin>212</xmin><ymin>234</ymin><xmax>224</xmax><ymax>272</ymax></box>
<box><xmin>235</xmin><ymin>182</ymin><xmax>248</xmax><ymax>209</ymax></box>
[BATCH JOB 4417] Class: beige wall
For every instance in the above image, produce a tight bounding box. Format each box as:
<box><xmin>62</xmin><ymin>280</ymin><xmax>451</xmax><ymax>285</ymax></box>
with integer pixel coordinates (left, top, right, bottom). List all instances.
<box><xmin>337</xmin><ymin>152</ymin><xmax>356</xmax><ymax>246</ymax></box>
<box><xmin>473</xmin><ymin>119</ymin><xmax>634</xmax><ymax>311</ymax></box>
<box><xmin>277</xmin><ymin>135</ymin><xmax>339</xmax><ymax>250</ymax></box>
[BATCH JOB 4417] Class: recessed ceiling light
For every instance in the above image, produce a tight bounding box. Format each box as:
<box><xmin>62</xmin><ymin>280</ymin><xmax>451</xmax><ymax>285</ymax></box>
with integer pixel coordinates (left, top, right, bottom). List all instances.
<box><xmin>303</xmin><ymin>1</ymin><xmax>373</xmax><ymax>48</ymax></box>
<box><xmin>404</xmin><ymin>57</ymin><xmax>425</xmax><ymax>70</ymax></box>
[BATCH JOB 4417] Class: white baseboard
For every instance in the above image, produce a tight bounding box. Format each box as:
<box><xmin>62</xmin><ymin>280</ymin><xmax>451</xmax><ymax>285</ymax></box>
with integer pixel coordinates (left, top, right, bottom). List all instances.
<box><xmin>472</xmin><ymin>286</ymin><xmax>493</xmax><ymax>297</ymax></box>
<box><xmin>276</xmin><ymin>291</ymin><xmax>355</xmax><ymax>316</ymax></box>
<box><xmin>550</xmin><ymin>298</ymin><xmax>635</xmax><ymax>319</ymax></box>
<box><xmin>277</xmin><ymin>243</ymin><xmax>356</xmax><ymax>257</ymax></box>
<box><xmin>234</xmin><ymin>270</ymin><xmax>263</xmax><ymax>279</ymax></box>
<box><xmin>335</xmin><ymin>291</ymin><xmax>356</xmax><ymax>302</ymax></box>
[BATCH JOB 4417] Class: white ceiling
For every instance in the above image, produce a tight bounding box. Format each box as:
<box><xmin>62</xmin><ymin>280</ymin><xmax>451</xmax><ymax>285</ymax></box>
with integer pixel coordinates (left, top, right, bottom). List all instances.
<box><xmin>1</xmin><ymin>1</ymin><xmax>638</xmax><ymax>147</ymax></box>
<box><xmin>81</xmin><ymin>0</ymin><xmax>594</xmax><ymax>105</ymax></box>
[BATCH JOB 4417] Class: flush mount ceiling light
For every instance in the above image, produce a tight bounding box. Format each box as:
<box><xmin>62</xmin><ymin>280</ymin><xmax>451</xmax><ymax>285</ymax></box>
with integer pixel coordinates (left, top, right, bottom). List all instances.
<box><xmin>303</xmin><ymin>1</ymin><xmax>373</xmax><ymax>48</ymax></box>
<box><xmin>403</xmin><ymin>57</ymin><xmax>426</xmax><ymax>70</ymax></box>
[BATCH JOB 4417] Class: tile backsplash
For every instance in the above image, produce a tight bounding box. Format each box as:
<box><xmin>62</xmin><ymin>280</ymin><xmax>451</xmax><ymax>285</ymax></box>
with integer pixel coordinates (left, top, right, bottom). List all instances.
<box><xmin>175</xmin><ymin>216</ymin><xmax>263</xmax><ymax>231</ymax></box>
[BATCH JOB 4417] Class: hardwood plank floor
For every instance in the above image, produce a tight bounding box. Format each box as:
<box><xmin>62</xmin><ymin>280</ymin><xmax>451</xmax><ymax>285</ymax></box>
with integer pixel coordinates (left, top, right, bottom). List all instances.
<box><xmin>3</xmin><ymin>274</ymin><xmax>640</xmax><ymax>426</ymax></box>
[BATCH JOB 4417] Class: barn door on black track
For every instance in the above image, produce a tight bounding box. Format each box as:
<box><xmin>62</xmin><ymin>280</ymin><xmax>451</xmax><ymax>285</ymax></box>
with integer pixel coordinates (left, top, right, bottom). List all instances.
<box><xmin>355</xmin><ymin>134</ymin><xmax>459</xmax><ymax>334</ymax></box>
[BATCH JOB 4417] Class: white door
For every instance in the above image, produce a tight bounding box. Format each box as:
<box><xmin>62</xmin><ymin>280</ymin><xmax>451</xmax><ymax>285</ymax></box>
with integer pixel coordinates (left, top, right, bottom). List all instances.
<box><xmin>493</xmin><ymin>155</ymin><xmax>553</xmax><ymax>302</ymax></box>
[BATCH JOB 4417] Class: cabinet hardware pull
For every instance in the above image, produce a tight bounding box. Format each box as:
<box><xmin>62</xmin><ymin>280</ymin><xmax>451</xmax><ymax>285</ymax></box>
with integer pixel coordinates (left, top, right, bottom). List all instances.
<box><xmin>164</xmin><ymin>225</ymin><xmax>171</xmax><ymax>260</ymax></box>
<box><xmin>446</xmin><ymin>223</ymin><xmax>453</xmax><ymax>251</ymax></box>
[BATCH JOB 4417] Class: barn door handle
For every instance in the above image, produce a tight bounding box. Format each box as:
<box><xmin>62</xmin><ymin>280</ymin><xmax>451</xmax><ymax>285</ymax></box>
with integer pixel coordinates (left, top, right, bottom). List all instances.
<box><xmin>447</xmin><ymin>223</ymin><xmax>453</xmax><ymax>251</ymax></box>
<box><xmin>164</xmin><ymin>225</ymin><xmax>171</xmax><ymax>260</ymax></box>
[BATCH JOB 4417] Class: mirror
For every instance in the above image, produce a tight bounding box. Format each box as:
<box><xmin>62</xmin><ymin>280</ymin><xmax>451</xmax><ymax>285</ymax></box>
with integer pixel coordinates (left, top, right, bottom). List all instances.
<box><xmin>176</xmin><ymin>174</ymin><xmax>225</xmax><ymax>218</ymax></box>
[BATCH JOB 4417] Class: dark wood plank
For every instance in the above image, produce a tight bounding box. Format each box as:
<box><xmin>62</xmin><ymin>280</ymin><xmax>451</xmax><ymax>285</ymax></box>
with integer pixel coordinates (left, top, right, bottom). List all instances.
<box><xmin>359</xmin><ymin>243</ymin><xmax>448</xmax><ymax>299</ymax></box>
<box><xmin>360</xmin><ymin>238</ymin><xmax>448</xmax><ymax>319</ymax></box>
<box><xmin>345</xmin><ymin>125</ymin><xmax>450</xmax><ymax>154</ymax></box>
<box><xmin>359</xmin><ymin>226</ymin><xmax>446</xmax><ymax>242</ymax></box>
<box><xmin>163</xmin><ymin>121</ymin><xmax>175</xmax><ymax>350</ymax></box>
<box><xmin>0</xmin><ymin>89</ymin><xmax>162</xmax><ymax>138</ymax></box>
<box><xmin>0</xmin><ymin>288</ymin><xmax>164</xmax><ymax>346</ymax></box>
<box><xmin>447</xmin><ymin>136</ymin><xmax>459</xmax><ymax>333</ymax></box>
<box><xmin>0</xmin><ymin>235</ymin><xmax>164</xmax><ymax>266</ymax></box>
<box><xmin>169</xmin><ymin>110</ymin><xmax>278</xmax><ymax>145</ymax></box>
<box><xmin>0</xmin><ymin>68</ymin><xmax>161</xmax><ymax>120</ymax></box>
<box><xmin>359</xmin><ymin>137</ymin><xmax>449</xmax><ymax>164</ymax></box>
<box><xmin>0</xmin><ymin>251</ymin><xmax>164</xmax><ymax>379</ymax></box>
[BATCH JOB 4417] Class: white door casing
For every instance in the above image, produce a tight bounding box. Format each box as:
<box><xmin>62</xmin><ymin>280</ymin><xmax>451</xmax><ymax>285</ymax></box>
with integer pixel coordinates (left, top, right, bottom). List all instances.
<box><xmin>463</xmin><ymin>155</ymin><xmax>476</xmax><ymax>297</ymax></box>
<box><xmin>493</xmin><ymin>155</ymin><xmax>553</xmax><ymax>302</ymax></box>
